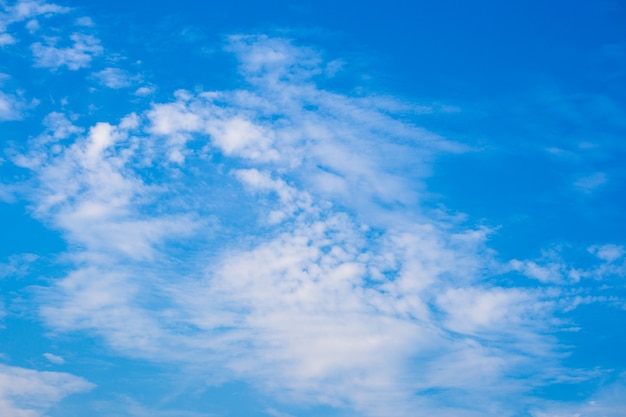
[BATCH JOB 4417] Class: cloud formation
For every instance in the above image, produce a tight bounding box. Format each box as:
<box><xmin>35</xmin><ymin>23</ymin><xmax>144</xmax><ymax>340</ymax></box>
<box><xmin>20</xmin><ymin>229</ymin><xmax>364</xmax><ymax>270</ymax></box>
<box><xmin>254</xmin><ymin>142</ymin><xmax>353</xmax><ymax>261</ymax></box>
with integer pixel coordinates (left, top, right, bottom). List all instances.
<box><xmin>0</xmin><ymin>89</ymin><xmax>24</xmax><ymax>120</ymax></box>
<box><xmin>94</xmin><ymin>67</ymin><xmax>134</xmax><ymax>89</ymax></box>
<box><xmin>0</xmin><ymin>0</ymin><xmax>69</xmax><ymax>44</ymax></box>
<box><xmin>0</xmin><ymin>364</ymin><xmax>93</xmax><ymax>417</ymax></box>
<box><xmin>31</xmin><ymin>33</ymin><xmax>102</xmax><ymax>70</ymax></box>
<box><xmin>9</xmin><ymin>34</ymin><xmax>603</xmax><ymax>417</ymax></box>
<box><xmin>1</xmin><ymin>2</ymin><xmax>624</xmax><ymax>414</ymax></box>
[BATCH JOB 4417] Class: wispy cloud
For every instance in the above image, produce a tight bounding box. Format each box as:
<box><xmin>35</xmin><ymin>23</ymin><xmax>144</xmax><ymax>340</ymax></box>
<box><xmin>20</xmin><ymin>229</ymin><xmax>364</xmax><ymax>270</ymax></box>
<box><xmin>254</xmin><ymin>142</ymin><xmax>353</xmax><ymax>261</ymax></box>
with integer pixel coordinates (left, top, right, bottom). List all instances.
<box><xmin>0</xmin><ymin>253</ymin><xmax>38</xmax><ymax>279</ymax></box>
<box><xmin>0</xmin><ymin>363</ymin><xmax>93</xmax><ymax>417</ymax></box>
<box><xmin>508</xmin><ymin>244</ymin><xmax>626</xmax><ymax>284</ymax></box>
<box><xmin>42</xmin><ymin>352</ymin><xmax>65</xmax><ymax>364</ymax></box>
<box><xmin>0</xmin><ymin>72</ymin><xmax>28</xmax><ymax>120</ymax></box>
<box><xmin>574</xmin><ymin>171</ymin><xmax>607</xmax><ymax>193</ymax></box>
<box><xmin>8</xmin><ymin>33</ymin><xmax>625</xmax><ymax>417</ymax></box>
<box><xmin>0</xmin><ymin>89</ymin><xmax>24</xmax><ymax>120</ymax></box>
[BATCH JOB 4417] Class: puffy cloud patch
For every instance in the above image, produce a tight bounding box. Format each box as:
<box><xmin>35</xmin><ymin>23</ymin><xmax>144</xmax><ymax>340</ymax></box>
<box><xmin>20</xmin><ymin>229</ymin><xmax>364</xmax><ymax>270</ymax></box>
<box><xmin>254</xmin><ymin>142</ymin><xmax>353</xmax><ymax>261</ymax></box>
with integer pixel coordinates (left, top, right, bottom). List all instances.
<box><xmin>31</xmin><ymin>33</ymin><xmax>102</xmax><ymax>70</ymax></box>
<box><xmin>94</xmin><ymin>67</ymin><xmax>134</xmax><ymax>89</ymax></box>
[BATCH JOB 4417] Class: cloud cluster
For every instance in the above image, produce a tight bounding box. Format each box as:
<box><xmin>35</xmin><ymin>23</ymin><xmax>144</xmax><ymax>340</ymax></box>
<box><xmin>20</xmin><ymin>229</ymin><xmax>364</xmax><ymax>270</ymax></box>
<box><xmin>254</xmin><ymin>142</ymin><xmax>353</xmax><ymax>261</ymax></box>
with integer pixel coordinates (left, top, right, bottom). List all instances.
<box><xmin>508</xmin><ymin>244</ymin><xmax>626</xmax><ymax>284</ymax></box>
<box><xmin>0</xmin><ymin>0</ymin><xmax>69</xmax><ymax>45</ymax></box>
<box><xmin>9</xmin><ymin>34</ymin><xmax>597</xmax><ymax>417</ymax></box>
<box><xmin>1</xmin><ymin>3</ymin><xmax>624</xmax><ymax>415</ymax></box>
<box><xmin>0</xmin><ymin>0</ymin><xmax>105</xmax><ymax>123</ymax></box>
<box><xmin>31</xmin><ymin>33</ymin><xmax>102</xmax><ymax>70</ymax></box>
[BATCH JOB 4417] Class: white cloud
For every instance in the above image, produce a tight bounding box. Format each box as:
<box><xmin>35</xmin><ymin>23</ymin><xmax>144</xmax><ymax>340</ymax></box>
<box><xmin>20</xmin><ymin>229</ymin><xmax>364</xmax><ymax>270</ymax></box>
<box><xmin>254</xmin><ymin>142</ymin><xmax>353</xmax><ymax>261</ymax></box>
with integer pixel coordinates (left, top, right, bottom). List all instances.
<box><xmin>40</xmin><ymin>267</ymin><xmax>169</xmax><ymax>356</ymax></box>
<box><xmin>170</xmin><ymin>215</ymin><xmax>550</xmax><ymax>416</ymax></box>
<box><xmin>436</xmin><ymin>286</ymin><xmax>548</xmax><ymax>335</ymax></box>
<box><xmin>41</xmin><ymin>111</ymin><xmax>83</xmax><ymax>140</ymax></box>
<box><xmin>94</xmin><ymin>67</ymin><xmax>134</xmax><ymax>88</ymax></box>
<box><xmin>42</xmin><ymin>352</ymin><xmax>64</xmax><ymax>364</ymax></box>
<box><xmin>0</xmin><ymin>89</ymin><xmax>25</xmax><ymax>121</ymax></box>
<box><xmin>7</xmin><ymin>0</ymin><xmax>69</xmax><ymax>21</ymax></box>
<box><xmin>207</xmin><ymin>117</ymin><xmax>280</xmax><ymax>161</ymax></box>
<box><xmin>12</xmin><ymin>34</ymin><xmax>621</xmax><ymax>417</ymax></box>
<box><xmin>0</xmin><ymin>0</ymin><xmax>69</xmax><ymax>42</ymax></box>
<box><xmin>589</xmin><ymin>244</ymin><xmax>625</xmax><ymax>263</ymax></box>
<box><xmin>508</xmin><ymin>258</ymin><xmax>566</xmax><ymax>283</ymax></box>
<box><xmin>234</xmin><ymin>168</ymin><xmax>312</xmax><ymax>223</ymax></box>
<box><xmin>31</xmin><ymin>33</ymin><xmax>103</xmax><ymax>70</ymax></box>
<box><xmin>134</xmin><ymin>85</ymin><xmax>155</xmax><ymax>96</ymax></box>
<box><xmin>17</xmin><ymin>118</ymin><xmax>199</xmax><ymax>260</ymax></box>
<box><xmin>25</xmin><ymin>19</ymin><xmax>39</xmax><ymax>33</ymax></box>
<box><xmin>509</xmin><ymin>245</ymin><xmax>626</xmax><ymax>285</ymax></box>
<box><xmin>0</xmin><ymin>33</ymin><xmax>16</xmax><ymax>45</ymax></box>
<box><xmin>0</xmin><ymin>363</ymin><xmax>93</xmax><ymax>417</ymax></box>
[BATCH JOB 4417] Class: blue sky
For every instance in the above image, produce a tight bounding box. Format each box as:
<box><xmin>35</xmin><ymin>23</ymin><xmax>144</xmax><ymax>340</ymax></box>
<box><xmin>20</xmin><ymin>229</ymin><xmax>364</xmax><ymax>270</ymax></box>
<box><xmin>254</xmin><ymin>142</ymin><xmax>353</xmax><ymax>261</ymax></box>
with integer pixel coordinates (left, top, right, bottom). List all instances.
<box><xmin>1</xmin><ymin>1</ymin><xmax>625</xmax><ymax>416</ymax></box>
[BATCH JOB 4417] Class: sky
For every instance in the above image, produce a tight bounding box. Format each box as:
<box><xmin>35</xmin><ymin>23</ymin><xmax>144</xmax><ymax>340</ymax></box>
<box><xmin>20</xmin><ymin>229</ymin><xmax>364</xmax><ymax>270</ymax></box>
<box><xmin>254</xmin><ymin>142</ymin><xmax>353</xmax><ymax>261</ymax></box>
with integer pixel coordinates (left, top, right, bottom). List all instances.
<box><xmin>0</xmin><ymin>0</ymin><xmax>625</xmax><ymax>416</ymax></box>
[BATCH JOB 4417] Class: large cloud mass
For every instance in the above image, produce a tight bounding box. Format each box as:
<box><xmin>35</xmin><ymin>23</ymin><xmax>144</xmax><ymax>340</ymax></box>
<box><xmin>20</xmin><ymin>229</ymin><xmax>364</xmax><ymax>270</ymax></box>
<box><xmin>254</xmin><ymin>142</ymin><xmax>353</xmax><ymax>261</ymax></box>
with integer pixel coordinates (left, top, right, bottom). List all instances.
<box><xmin>1</xmin><ymin>2</ymin><xmax>625</xmax><ymax>416</ymax></box>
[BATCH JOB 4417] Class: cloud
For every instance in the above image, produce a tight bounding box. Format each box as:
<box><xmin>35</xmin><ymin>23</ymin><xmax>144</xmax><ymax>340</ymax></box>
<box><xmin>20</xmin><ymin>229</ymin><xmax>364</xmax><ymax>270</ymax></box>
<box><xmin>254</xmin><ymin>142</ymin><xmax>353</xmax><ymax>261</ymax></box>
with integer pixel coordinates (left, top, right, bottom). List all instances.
<box><xmin>25</xmin><ymin>19</ymin><xmax>39</xmax><ymax>33</ymax></box>
<box><xmin>16</xmin><ymin>115</ymin><xmax>199</xmax><ymax>261</ymax></box>
<box><xmin>6</xmin><ymin>0</ymin><xmax>69</xmax><ymax>21</ymax></box>
<box><xmin>94</xmin><ymin>67</ymin><xmax>134</xmax><ymax>89</ymax></box>
<box><xmin>42</xmin><ymin>352</ymin><xmax>64</xmax><ymax>364</ymax></box>
<box><xmin>40</xmin><ymin>111</ymin><xmax>83</xmax><ymax>140</ymax></box>
<box><xmin>11</xmin><ymin>33</ymin><xmax>622</xmax><ymax>417</ymax></box>
<box><xmin>508</xmin><ymin>258</ymin><xmax>567</xmax><ymax>283</ymax></box>
<box><xmin>134</xmin><ymin>85</ymin><xmax>155</xmax><ymax>96</ymax></box>
<box><xmin>0</xmin><ymin>73</ymin><xmax>28</xmax><ymax>120</ymax></box>
<box><xmin>0</xmin><ymin>253</ymin><xmax>39</xmax><ymax>279</ymax></box>
<box><xmin>0</xmin><ymin>90</ymin><xmax>24</xmax><ymax>120</ymax></box>
<box><xmin>436</xmin><ymin>286</ymin><xmax>549</xmax><ymax>335</ymax></box>
<box><xmin>589</xmin><ymin>244</ymin><xmax>625</xmax><ymax>263</ymax></box>
<box><xmin>0</xmin><ymin>363</ymin><xmax>93</xmax><ymax>417</ymax></box>
<box><xmin>0</xmin><ymin>33</ymin><xmax>16</xmax><ymax>45</ymax></box>
<box><xmin>574</xmin><ymin>172</ymin><xmax>607</xmax><ymax>193</ymax></box>
<box><xmin>31</xmin><ymin>33</ymin><xmax>103</xmax><ymax>70</ymax></box>
<box><xmin>508</xmin><ymin>245</ymin><xmax>626</xmax><ymax>285</ymax></box>
<box><xmin>0</xmin><ymin>0</ymin><xmax>69</xmax><ymax>41</ymax></box>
